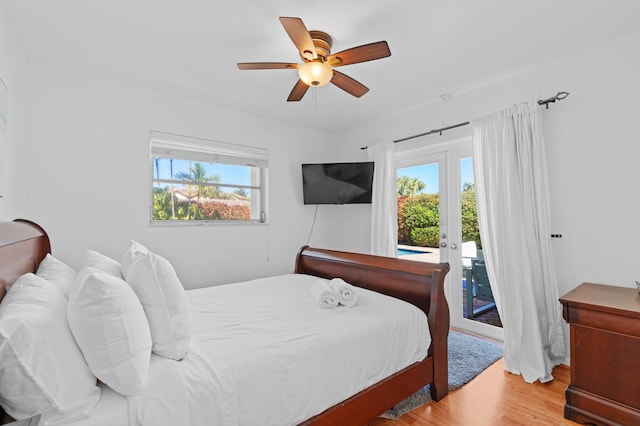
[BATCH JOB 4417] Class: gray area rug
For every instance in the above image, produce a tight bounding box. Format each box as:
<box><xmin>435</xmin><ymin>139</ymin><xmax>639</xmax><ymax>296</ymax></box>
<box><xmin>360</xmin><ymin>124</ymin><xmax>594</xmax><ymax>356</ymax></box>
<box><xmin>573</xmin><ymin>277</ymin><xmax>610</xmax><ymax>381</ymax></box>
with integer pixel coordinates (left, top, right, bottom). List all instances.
<box><xmin>380</xmin><ymin>330</ymin><xmax>503</xmax><ymax>419</ymax></box>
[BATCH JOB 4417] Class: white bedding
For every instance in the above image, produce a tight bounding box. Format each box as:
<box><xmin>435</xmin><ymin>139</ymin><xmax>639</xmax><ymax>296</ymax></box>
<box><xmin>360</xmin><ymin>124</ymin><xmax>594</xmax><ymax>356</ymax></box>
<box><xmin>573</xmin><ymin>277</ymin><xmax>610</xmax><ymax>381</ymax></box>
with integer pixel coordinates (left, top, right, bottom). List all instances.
<box><xmin>60</xmin><ymin>385</ymin><xmax>127</xmax><ymax>426</ymax></box>
<box><xmin>63</xmin><ymin>273</ymin><xmax>430</xmax><ymax>426</ymax></box>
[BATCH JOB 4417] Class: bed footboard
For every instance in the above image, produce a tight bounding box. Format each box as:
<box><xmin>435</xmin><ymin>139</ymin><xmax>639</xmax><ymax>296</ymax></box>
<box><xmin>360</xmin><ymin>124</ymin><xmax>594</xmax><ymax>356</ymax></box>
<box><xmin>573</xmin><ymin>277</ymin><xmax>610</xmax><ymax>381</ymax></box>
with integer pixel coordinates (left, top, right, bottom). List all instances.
<box><xmin>294</xmin><ymin>245</ymin><xmax>450</xmax><ymax>414</ymax></box>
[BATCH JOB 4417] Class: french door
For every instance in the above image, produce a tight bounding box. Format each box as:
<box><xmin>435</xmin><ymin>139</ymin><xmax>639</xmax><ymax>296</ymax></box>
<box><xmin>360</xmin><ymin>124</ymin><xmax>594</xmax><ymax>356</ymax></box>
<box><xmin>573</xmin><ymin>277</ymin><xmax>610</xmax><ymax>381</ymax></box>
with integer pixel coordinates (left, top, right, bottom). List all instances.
<box><xmin>395</xmin><ymin>138</ymin><xmax>503</xmax><ymax>340</ymax></box>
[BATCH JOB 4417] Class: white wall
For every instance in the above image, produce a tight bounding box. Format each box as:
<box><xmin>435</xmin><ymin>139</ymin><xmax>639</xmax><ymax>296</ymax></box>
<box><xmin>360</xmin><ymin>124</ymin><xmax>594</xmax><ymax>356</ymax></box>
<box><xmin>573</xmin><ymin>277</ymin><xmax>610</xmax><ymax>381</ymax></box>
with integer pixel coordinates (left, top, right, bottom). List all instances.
<box><xmin>9</xmin><ymin>60</ymin><xmax>345</xmax><ymax>288</ymax></box>
<box><xmin>0</xmin><ymin>9</ymin><xmax>30</xmax><ymax>221</ymax></box>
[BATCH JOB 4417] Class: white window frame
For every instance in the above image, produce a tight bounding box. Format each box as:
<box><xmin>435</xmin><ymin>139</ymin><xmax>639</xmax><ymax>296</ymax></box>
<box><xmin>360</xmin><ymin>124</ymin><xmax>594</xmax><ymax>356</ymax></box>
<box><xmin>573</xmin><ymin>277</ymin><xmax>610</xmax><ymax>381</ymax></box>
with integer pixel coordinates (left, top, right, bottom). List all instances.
<box><xmin>149</xmin><ymin>131</ymin><xmax>268</xmax><ymax>225</ymax></box>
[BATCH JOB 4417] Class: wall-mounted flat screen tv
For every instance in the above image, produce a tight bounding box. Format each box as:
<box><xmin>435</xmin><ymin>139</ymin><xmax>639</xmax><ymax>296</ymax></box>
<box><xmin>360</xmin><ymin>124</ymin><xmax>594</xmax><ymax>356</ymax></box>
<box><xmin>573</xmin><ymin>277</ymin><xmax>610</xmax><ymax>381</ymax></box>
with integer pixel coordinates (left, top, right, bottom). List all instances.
<box><xmin>301</xmin><ymin>162</ymin><xmax>374</xmax><ymax>205</ymax></box>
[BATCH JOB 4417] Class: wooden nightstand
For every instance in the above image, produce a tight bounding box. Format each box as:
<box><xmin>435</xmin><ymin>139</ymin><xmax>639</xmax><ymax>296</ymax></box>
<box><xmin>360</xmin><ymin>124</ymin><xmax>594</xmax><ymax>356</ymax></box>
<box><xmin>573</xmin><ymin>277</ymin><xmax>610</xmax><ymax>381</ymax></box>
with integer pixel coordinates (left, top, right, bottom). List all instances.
<box><xmin>560</xmin><ymin>283</ymin><xmax>640</xmax><ymax>425</ymax></box>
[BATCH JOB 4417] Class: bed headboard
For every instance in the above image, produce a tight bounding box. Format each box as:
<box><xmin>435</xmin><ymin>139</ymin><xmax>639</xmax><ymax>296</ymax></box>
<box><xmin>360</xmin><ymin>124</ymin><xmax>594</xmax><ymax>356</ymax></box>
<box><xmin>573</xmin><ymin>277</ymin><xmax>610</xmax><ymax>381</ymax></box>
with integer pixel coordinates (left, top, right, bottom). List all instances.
<box><xmin>0</xmin><ymin>219</ymin><xmax>51</xmax><ymax>301</ymax></box>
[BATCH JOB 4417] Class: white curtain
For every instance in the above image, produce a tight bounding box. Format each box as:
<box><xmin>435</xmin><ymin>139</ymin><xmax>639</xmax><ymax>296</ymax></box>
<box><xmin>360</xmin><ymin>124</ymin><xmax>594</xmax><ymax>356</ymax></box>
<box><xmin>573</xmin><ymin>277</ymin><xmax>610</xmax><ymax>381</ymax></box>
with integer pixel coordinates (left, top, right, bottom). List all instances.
<box><xmin>472</xmin><ymin>101</ymin><xmax>565</xmax><ymax>383</ymax></box>
<box><xmin>367</xmin><ymin>140</ymin><xmax>396</xmax><ymax>257</ymax></box>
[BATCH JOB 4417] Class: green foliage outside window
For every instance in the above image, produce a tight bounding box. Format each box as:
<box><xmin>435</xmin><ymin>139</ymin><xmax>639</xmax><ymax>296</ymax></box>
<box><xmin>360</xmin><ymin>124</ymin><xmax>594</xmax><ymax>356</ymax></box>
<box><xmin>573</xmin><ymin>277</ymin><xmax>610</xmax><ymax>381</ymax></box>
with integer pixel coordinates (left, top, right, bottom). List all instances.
<box><xmin>460</xmin><ymin>186</ymin><xmax>480</xmax><ymax>247</ymax></box>
<box><xmin>397</xmin><ymin>179</ymin><xmax>480</xmax><ymax>248</ymax></box>
<box><xmin>152</xmin><ymin>160</ymin><xmax>256</xmax><ymax>221</ymax></box>
<box><xmin>153</xmin><ymin>186</ymin><xmax>250</xmax><ymax>221</ymax></box>
<box><xmin>397</xmin><ymin>176</ymin><xmax>426</xmax><ymax>196</ymax></box>
<box><xmin>153</xmin><ymin>189</ymin><xmax>188</xmax><ymax>220</ymax></box>
<box><xmin>398</xmin><ymin>193</ymin><xmax>440</xmax><ymax>247</ymax></box>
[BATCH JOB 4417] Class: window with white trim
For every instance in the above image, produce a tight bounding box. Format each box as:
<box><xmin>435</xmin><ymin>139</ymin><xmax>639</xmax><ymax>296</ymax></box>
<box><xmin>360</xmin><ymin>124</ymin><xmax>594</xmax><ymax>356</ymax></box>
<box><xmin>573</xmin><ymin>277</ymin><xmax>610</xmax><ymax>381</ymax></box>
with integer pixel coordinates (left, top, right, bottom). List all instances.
<box><xmin>150</xmin><ymin>131</ymin><xmax>268</xmax><ymax>224</ymax></box>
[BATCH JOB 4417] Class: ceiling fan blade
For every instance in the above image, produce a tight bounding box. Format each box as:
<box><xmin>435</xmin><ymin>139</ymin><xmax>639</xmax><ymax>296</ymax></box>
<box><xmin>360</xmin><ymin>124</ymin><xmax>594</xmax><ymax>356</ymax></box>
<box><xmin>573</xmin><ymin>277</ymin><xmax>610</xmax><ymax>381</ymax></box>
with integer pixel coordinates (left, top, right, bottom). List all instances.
<box><xmin>279</xmin><ymin>17</ymin><xmax>317</xmax><ymax>60</ymax></box>
<box><xmin>331</xmin><ymin>70</ymin><xmax>369</xmax><ymax>98</ymax></box>
<box><xmin>237</xmin><ymin>62</ymin><xmax>298</xmax><ymax>70</ymax></box>
<box><xmin>327</xmin><ymin>41</ymin><xmax>391</xmax><ymax>67</ymax></box>
<box><xmin>287</xmin><ymin>80</ymin><xmax>309</xmax><ymax>102</ymax></box>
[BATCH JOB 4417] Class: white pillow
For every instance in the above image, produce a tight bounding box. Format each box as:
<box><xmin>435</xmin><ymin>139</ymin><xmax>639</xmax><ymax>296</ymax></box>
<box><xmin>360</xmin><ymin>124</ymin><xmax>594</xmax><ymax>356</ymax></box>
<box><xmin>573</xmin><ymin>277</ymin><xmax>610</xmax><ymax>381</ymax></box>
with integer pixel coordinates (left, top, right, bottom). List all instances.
<box><xmin>81</xmin><ymin>250</ymin><xmax>122</xmax><ymax>278</ymax></box>
<box><xmin>124</xmin><ymin>252</ymin><xmax>191</xmax><ymax>360</ymax></box>
<box><xmin>0</xmin><ymin>273</ymin><xmax>100</xmax><ymax>424</ymax></box>
<box><xmin>68</xmin><ymin>268</ymin><xmax>152</xmax><ymax>396</ymax></box>
<box><xmin>36</xmin><ymin>254</ymin><xmax>77</xmax><ymax>298</ymax></box>
<box><xmin>120</xmin><ymin>240</ymin><xmax>149</xmax><ymax>277</ymax></box>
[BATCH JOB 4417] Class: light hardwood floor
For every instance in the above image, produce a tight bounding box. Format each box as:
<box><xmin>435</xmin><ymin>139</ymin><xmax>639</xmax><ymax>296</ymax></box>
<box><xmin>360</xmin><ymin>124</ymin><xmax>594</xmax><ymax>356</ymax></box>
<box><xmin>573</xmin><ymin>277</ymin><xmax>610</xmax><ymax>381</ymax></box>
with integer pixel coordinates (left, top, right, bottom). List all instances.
<box><xmin>369</xmin><ymin>358</ymin><xmax>577</xmax><ymax>426</ymax></box>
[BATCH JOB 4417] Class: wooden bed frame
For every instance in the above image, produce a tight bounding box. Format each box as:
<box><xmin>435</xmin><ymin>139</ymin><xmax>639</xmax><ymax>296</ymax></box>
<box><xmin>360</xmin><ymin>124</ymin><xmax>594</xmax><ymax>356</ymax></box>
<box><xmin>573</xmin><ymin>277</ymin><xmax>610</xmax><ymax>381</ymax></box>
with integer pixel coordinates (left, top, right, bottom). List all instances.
<box><xmin>0</xmin><ymin>219</ymin><xmax>450</xmax><ymax>425</ymax></box>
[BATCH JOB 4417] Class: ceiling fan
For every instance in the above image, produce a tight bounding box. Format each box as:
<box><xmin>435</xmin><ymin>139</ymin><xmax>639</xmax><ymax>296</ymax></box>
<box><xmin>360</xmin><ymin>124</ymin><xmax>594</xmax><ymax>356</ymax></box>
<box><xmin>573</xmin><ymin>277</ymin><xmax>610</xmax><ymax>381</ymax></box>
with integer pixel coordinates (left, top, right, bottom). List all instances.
<box><xmin>237</xmin><ymin>17</ymin><xmax>391</xmax><ymax>102</ymax></box>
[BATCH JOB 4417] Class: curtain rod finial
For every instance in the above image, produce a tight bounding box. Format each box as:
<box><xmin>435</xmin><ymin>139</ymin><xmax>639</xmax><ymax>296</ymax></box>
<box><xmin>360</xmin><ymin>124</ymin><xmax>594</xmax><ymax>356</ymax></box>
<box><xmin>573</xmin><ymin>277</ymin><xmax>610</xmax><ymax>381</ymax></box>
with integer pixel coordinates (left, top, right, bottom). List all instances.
<box><xmin>537</xmin><ymin>91</ymin><xmax>569</xmax><ymax>109</ymax></box>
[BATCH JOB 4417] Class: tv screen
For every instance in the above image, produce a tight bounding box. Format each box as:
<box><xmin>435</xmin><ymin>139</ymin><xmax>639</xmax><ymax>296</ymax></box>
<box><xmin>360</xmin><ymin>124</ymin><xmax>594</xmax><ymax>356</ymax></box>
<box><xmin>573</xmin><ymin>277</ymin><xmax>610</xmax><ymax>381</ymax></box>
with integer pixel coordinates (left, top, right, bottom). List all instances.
<box><xmin>302</xmin><ymin>162</ymin><xmax>374</xmax><ymax>205</ymax></box>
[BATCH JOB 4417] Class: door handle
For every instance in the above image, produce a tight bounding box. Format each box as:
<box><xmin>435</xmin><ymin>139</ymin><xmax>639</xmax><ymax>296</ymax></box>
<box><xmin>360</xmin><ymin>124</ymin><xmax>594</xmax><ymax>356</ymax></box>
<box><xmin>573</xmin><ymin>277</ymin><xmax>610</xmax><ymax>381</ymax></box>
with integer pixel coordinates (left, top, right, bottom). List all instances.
<box><xmin>439</xmin><ymin>241</ymin><xmax>447</xmax><ymax>248</ymax></box>
<box><xmin>450</xmin><ymin>243</ymin><xmax>458</xmax><ymax>250</ymax></box>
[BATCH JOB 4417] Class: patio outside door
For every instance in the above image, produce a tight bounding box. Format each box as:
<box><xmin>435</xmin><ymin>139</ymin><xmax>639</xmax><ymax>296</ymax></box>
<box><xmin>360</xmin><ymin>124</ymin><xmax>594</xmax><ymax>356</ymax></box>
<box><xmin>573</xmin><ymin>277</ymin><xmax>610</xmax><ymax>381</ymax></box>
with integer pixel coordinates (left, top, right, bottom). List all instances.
<box><xmin>395</xmin><ymin>138</ymin><xmax>503</xmax><ymax>341</ymax></box>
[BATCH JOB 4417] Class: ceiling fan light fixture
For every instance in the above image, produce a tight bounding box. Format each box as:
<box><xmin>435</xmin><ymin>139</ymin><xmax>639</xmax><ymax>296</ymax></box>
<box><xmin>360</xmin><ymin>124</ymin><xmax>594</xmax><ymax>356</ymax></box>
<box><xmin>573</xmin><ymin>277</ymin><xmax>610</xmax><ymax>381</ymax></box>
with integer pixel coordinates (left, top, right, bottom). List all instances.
<box><xmin>298</xmin><ymin>61</ymin><xmax>333</xmax><ymax>87</ymax></box>
<box><xmin>237</xmin><ymin>17</ymin><xmax>390</xmax><ymax>101</ymax></box>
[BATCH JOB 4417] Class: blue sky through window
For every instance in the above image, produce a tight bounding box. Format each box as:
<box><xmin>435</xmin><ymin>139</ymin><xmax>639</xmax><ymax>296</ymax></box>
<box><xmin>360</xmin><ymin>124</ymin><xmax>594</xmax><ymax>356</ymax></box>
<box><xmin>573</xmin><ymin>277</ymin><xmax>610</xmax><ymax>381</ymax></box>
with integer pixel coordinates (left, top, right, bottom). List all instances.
<box><xmin>397</xmin><ymin>157</ymin><xmax>474</xmax><ymax>194</ymax></box>
<box><xmin>154</xmin><ymin>158</ymin><xmax>251</xmax><ymax>186</ymax></box>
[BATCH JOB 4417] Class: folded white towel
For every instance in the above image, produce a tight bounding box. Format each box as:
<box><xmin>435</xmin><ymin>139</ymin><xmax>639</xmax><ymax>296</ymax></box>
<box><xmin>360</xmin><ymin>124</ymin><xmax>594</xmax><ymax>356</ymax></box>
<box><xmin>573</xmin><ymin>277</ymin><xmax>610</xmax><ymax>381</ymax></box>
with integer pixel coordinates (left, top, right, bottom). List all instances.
<box><xmin>310</xmin><ymin>280</ymin><xmax>340</xmax><ymax>309</ymax></box>
<box><xmin>329</xmin><ymin>278</ymin><xmax>358</xmax><ymax>307</ymax></box>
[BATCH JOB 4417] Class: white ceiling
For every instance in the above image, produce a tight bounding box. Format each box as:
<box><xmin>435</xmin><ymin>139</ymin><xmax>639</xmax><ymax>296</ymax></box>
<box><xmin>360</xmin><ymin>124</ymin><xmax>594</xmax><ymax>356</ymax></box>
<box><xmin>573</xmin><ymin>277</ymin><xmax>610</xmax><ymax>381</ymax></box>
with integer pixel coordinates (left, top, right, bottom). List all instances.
<box><xmin>5</xmin><ymin>0</ymin><xmax>640</xmax><ymax>134</ymax></box>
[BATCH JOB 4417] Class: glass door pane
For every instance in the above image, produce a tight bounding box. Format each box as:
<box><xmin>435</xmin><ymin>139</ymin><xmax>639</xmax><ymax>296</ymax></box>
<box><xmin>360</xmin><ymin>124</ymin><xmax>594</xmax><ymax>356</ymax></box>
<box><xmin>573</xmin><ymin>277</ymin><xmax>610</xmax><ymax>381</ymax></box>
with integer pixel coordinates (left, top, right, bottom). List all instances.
<box><xmin>396</xmin><ymin>154</ymin><xmax>445</xmax><ymax>264</ymax></box>
<box><xmin>459</xmin><ymin>157</ymin><xmax>502</xmax><ymax>329</ymax></box>
<box><xmin>395</xmin><ymin>139</ymin><xmax>502</xmax><ymax>341</ymax></box>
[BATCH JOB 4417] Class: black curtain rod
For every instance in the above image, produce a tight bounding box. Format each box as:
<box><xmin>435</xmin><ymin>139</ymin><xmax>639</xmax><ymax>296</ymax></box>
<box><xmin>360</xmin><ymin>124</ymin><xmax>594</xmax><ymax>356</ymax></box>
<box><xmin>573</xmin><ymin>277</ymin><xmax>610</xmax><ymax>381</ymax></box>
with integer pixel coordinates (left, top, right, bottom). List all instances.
<box><xmin>394</xmin><ymin>121</ymin><xmax>470</xmax><ymax>143</ymax></box>
<box><xmin>361</xmin><ymin>91</ymin><xmax>569</xmax><ymax>149</ymax></box>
